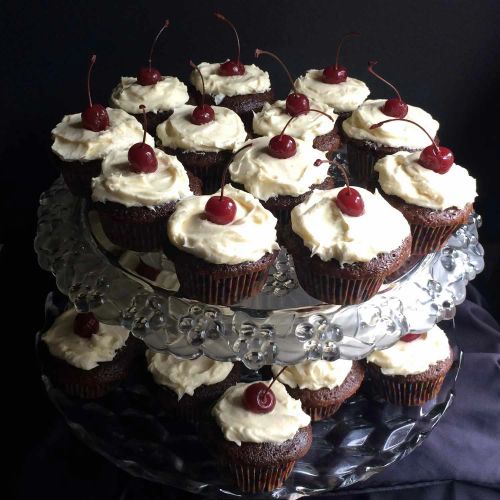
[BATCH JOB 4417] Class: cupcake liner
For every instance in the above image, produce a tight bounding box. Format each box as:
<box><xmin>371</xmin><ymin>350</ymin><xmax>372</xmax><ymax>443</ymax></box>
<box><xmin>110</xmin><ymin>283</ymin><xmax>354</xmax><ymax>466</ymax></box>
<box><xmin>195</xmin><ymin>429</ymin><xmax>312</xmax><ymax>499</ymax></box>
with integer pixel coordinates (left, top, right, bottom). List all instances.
<box><xmin>218</xmin><ymin>459</ymin><xmax>296</xmax><ymax>493</ymax></box>
<box><xmin>157</xmin><ymin>389</ymin><xmax>201</xmax><ymax>425</ymax></box>
<box><xmin>184</xmin><ymin>160</ymin><xmax>227</xmax><ymax>195</ymax></box>
<box><xmin>410</xmin><ymin>222</ymin><xmax>464</xmax><ymax>255</ymax></box>
<box><xmin>346</xmin><ymin>141</ymin><xmax>380</xmax><ymax>189</ymax></box>
<box><xmin>53</xmin><ymin>379</ymin><xmax>116</xmax><ymax>399</ymax></box>
<box><xmin>59</xmin><ymin>159</ymin><xmax>102</xmax><ymax>198</ymax></box>
<box><xmin>303</xmin><ymin>401</ymin><xmax>343</xmax><ymax>422</ymax></box>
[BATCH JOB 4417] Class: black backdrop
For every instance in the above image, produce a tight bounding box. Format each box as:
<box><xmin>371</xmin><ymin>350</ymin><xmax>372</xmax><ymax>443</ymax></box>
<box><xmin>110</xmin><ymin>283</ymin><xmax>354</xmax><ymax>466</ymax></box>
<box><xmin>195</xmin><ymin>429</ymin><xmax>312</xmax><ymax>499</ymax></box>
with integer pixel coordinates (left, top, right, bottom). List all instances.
<box><xmin>2</xmin><ymin>0</ymin><xmax>500</xmax><ymax>498</ymax></box>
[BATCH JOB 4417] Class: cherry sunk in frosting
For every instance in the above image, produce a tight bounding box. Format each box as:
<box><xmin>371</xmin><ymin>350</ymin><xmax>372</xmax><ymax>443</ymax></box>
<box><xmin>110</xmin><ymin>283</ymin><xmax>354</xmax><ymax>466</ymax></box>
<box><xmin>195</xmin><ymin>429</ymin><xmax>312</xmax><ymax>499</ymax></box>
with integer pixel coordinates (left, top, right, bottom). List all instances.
<box><xmin>128</xmin><ymin>105</ymin><xmax>158</xmax><ymax>173</ymax></box>
<box><xmin>400</xmin><ymin>333</ymin><xmax>421</xmax><ymax>343</ymax></box>
<box><xmin>81</xmin><ymin>55</ymin><xmax>110</xmax><ymax>132</ymax></box>
<box><xmin>190</xmin><ymin>61</ymin><xmax>215</xmax><ymax>125</ymax></box>
<box><xmin>323</xmin><ymin>32</ymin><xmax>360</xmax><ymax>84</ymax></box>
<box><xmin>137</xmin><ymin>20</ymin><xmax>170</xmax><ymax>86</ymax></box>
<box><xmin>243</xmin><ymin>366</ymin><xmax>287</xmax><ymax>414</ymax></box>
<box><xmin>214</xmin><ymin>13</ymin><xmax>245</xmax><ymax>76</ymax></box>
<box><xmin>73</xmin><ymin>312</ymin><xmax>99</xmax><ymax>339</ymax></box>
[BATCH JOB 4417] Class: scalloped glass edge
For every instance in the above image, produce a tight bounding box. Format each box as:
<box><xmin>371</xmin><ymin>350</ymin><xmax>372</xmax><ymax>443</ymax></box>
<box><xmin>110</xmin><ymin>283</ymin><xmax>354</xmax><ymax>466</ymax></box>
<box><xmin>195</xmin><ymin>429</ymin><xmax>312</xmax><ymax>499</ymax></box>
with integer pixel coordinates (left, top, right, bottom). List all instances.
<box><xmin>35</xmin><ymin>177</ymin><xmax>484</xmax><ymax>368</ymax></box>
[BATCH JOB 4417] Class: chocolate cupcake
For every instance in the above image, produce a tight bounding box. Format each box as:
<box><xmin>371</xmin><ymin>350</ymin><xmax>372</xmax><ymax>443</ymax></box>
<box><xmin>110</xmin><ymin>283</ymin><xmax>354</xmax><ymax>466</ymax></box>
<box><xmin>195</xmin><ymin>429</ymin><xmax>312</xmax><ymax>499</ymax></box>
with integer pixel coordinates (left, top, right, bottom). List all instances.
<box><xmin>252</xmin><ymin>99</ymin><xmax>341</xmax><ymax>153</ymax></box>
<box><xmin>146</xmin><ymin>351</ymin><xmax>240</xmax><ymax>423</ymax></box>
<box><xmin>365</xmin><ymin>325</ymin><xmax>453</xmax><ymax>406</ymax></box>
<box><xmin>165</xmin><ymin>185</ymin><xmax>279</xmax><ymax>305</ymax></box>
<box><xmin>40</xmin><ymin>309</ymin><xmax>140</xmax><ymax>399</ymax></box>
<box><xmin>207</xmin><ymin>381</ymin><xmax>312</xmax><ymax>493</ymax></box>
<box><xmin>51</xmin><ymin>108</ymin><xmax>154</xmax><ymax>197</ymax></box>
<box><xmin>228</xmin><ymin>136</ymin><xmax>334</xmax><ymax>229</ymax></box>
<box><xmin>375</xmin><ymin>151</ymin><xmax>476</xmax><ymax>254</ymax></box>
<box><xmin>92</xmin><ymin>147</ymin><xmax>202</xmax><ymax>252</ymax></box>
<box><xmin>285</xmin><ymin>187</ymin><xmax>412</xmax><ymax>304</ymax></box>
<box><xmin>156</xmin><ymin>104</ymin><xmax>246</xmax><ymax>194</ymax></box>
<box><xmin>270</xmin><ymin>360</ymin><xmax>365</xmax><ymax>421</ymax></box>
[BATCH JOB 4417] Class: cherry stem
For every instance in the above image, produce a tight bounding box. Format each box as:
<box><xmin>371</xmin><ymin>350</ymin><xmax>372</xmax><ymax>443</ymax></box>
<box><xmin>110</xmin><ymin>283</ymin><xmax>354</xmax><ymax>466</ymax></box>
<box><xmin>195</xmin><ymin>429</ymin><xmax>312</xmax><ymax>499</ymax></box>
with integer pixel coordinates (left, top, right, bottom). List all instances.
<box><xmin>335</xmin><ymin>31</ymin><xmax>360</xmax><ymax>69</ymax></box>
<box><xmin>368</xmin><ymin>61</ymin><xmax>403</xmax><ymax>101</ymax></box>
<box><xmin>255</xmin><ymin>49</ymin><xmax>295</xmax><ymax>90</ymax></box>
<box><xmin>264</xmin><ymin>366</ymin><xmax>287</xmax><ymax>396</ymax></box>
<box><xmin>148</xmin><ymin>20</ymin><xmax>170</xmax><ymax>71</ymax></box>
<box><xmin>279</xmin><ymin>109</ymin><xmax>334</xmax><ymax>137</ymax></box>
<box><xmin>139</xmin><ymin>105</ymin><xmax>147</xmax><ymax>144</ymax></box>
<box><xmin>219</xmin><ymin>143</ymin><xmax>252</xmax><ymax>199</ymax></box>
<box><xmin>87</xmin><ymin>54</ymin><xmax>96</xmax><ymax>107</ymax></box>
<box><xmin>370</xmin><ymin>118</ymin><xmax>439</xmax><ymax>154</ymax></box>
<box><xmin>214</xmin><ymin>12</ymin><xmax>241</xmax><ymax>64</ymax></box>
<box><xmin>190</xmin><ymin>60</ymin><xmax>207</xmax><ymax>106</ymax></box>
<box><xmin>314</xmin><ymin>159</ymin><xmax>351</xmax><ymax>194</ymax></box>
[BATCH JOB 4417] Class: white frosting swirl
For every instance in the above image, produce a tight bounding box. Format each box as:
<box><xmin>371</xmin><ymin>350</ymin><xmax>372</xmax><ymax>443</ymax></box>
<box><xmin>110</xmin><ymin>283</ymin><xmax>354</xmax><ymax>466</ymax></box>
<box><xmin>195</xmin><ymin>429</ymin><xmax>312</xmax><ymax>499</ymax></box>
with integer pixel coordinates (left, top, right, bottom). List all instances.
<box><xmin>212</xmin><ymin>381</ymin><xmax>311</xmax><ymax>445</ymax></box>
<box><xmin>156</xmin><ymin>105</ymin><xmax>247</xmax><ymax>152</ymax></box>
<box><xmin>228</xmin><ymin>137</ymin><xmax>329</xmax><ymax>201</ymax></box>
<box><xmin>111</xmin><ymin>76</ymin><xmax>189</xmax><ymax>114</ymax></box>
<box><xmin>366</xmin><ymin>324</ymin><xmax>451</xmax><ymax>375</ymax></box>
<box><xmin>190</xmin><ymin>62</ymin><xmax>271</xmax><ymax>98</ymax></box>
<box><xmin>295</xmin><ymin>70</ymin><xmax>370</xmax><ymax>112</ymax></box>
<box><xmin>167</xmin><ymin>185</ymin><xmax>279</xmax><ymax>265</ymax></box>
<box><xmin>342</xmin><ymin>99</ymin><xmax>439</xmax><ymax>149</ymax></box>
<box><xmin>146</xmin><ymin>351</ymin><xmax>234</xmax><ymax>399</ymax></box>
<box><xmin>51</xmin><ymin>108</ymin><xmax>154</xmax><ymax>162</ymax></box>
<box><xmin>42</xmin><ymin>309</ymin><xmax>130</xmax><ymax>371</ymax></box>
<box><xmin>91</xmin><ymin>147</ymin><xmax>192</xmax><ymax>208</ymax></box>
<box><xmin>252</xmin><ymin>100</ymin><xmax>338</xmax><ymax>144</ymax></box>
<box><xmin>291</xmin><ymin>187</ymin><xmax>410</xmax><ymax>264</ymax></box>
<box><xmin>374</xmin><ymin>151</ymin><xmax>477</xmax><ymax>210</ymax></box>
<box><xmin>272</xmin><ymin>360</ymin><xmax>353</xmax><ymax>391</ymax></box>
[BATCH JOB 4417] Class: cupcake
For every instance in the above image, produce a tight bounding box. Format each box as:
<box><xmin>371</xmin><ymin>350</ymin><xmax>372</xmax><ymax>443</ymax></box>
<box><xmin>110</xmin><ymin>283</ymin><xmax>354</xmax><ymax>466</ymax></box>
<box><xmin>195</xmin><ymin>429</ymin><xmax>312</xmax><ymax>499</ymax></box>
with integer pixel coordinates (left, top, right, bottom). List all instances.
<box><xmin>252</xmin><ymin>99</ymin><xmax>341</xmax><ymax>153</ymax></box>
<box><xmin>146</xmin><ymin>351</ymin><xmax>240</xmax><ymax>423</ymax></box>
<box><xmin>91</xmin><ymin>142</ymin><xmax>202</xmax><ymax>252</ymax></box>
<box><xmin>156</xmin><ymin>104</ymin><xmax>246</xmax><ymax>194</ymax></box>
<box><xmin>375</xmin><ymin>150</ymin><xmax>476</xmax><ymax>255</ymax></box>
<box><xmin>165</xmin><ymin>185</ymin><xmax>279</xmax><ymax>305</ymax></box>
<box><xmin>40</xmin><ymin>309</ymin><xmax>140</xmax><ymax>399</ymax></box>
<box><xmin>365</xmin><ymin>325</ymin><xmax>453</xmax><ymax>406</ymax></box>
<box><xmin>228</xmin><ymin>136</ymin><xmax>333</xmax><ymax>227</ymax></box>
<box><xmin>190</xmin><ymin>14</ymin><xmax>274</xmax><ymax>130</ymax></box>
<box><xmin>270</xmin><ymin>360</ymin><xmax>365</xmax><ymax>421</ymax></box>
<box><xmin>285</xmin><ymin>186</ymin><xmax>412</xmax><ymax>304</ymax></box>
<box><xmin>207</xmin><ymin>381</ymin><xmax>312</xmax><ymax>493</ymax></box>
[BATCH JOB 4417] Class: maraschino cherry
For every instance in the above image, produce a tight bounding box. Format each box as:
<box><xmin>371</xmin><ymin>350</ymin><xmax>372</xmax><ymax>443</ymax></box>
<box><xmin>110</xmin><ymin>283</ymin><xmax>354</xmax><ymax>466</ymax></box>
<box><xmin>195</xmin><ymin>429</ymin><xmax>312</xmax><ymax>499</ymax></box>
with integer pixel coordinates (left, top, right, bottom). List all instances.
<box><xmin>314</xmin><ymin>159</ymin><xmax>365</xmax><ymax>216</ymax></box>
<box><xmin>268</xmin><ymin>109</ymin><xmax>334</xmax><ymax>159</ymax></box>
<box><xmin>367</xmin><ymin>61</ymin><xmax>408</xmax><ymax>119</ymax></box>
<box><xmin>128</xmin><ymin>105</ymin><xmax>158</xmax><ymax>173</ymax></box>
<box><xmin>214</xmin><ymin>13</ymin><xmax>245</xmax><ymax>76</ymax></box>
<box><xmin>190</xmin><ymin>61</ymin><xmax>215</xmax><ymax>125</ymax></box>
<box><xmin>370</xmin><ymin>118</ymin><xmax>454</xmax><ymax>174</ymax></box>
<box><xmin>243</xmin><ymin>367</ymin><xmax>287</xmax><ymax>414</ymax></box>
<box><xmin>81</xmin><ymin>55</ymin><xmax>110</xmax><ymax>132</ymax></box>
<box><xmin>323</xmin><ymin>32</ymin><xmax>360</xmax><ymax>84</ymax></box>
<box><xmin>137</xmin><ymin>20</ymin><xmax>170</xmax><ymax>86</ymax></box>
<box><xmin>205</xmin><ymin>144</ymin><xmax>252</xmax><ymax>224</ymax></box>
<box><xmin>400</xmin><ymin>333</ymin><xmax>422</xmax><ymax>343</ymax></box>
<box><xmin>255</xmin><ymin>49</ymin><xmax>310</xmax><ymax>116</ymax></box>
<box><xmin>74</xmin><ymin>312</ymin><xmax>99</xmax><ymax>339</ymax></box>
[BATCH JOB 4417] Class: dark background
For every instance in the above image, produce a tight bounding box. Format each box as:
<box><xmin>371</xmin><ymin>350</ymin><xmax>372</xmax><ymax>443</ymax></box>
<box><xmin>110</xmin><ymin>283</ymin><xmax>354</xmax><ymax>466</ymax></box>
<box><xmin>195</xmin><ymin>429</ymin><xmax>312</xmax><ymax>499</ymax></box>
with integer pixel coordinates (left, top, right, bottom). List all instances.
<box><xmin>2</xmin><ymin>0</ymin><xmax>499</xmax><ymax>498</ymax></box>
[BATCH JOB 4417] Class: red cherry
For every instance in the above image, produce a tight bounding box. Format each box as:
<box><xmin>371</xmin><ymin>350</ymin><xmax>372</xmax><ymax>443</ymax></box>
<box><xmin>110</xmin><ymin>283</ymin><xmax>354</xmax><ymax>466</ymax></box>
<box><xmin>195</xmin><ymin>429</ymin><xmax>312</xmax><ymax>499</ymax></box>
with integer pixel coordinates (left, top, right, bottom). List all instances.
<box><xmin>137</xmin><ymin>20</ymin><xmax>169</xmax><ymax>86</ymax></box>
<box><xmin>336</xmin><ymin>187</ymin><xmax>365</xmax><ymax>216</ymax></box>
<box><xmin>136</xmin><ymin>260</ymin><xmax>161</xmax><ymax>281</ymax></box>
<box><xmin>128</xmin><ymin>105</ymin><xmax>158</xmax><ymax>173</ymax></box>
<box><xmin>81</xmin><ymin>55</ymin><xmax>109</xmax><ymax>132</ymax></box>
<box><xmin>205</xmin><ymin>195</ymin><xmax>237</xmax><ymax>225</ymax></box>
<box><xmin>323</xmin><ymin>32</ymin><xmax>360</xmax><ymax>84</ymax></box>
<box><xmin>368</xmin><ymin>61</ymin><xmax>408</xmax><ymax>119</ymax></box>
<box><xmin>73</xmin><ymin>312</ymin><xmax>99</xmax><ymax>339</ymax></box>
<box><xmin>191</xmin><ymin>104</ymin><xmax>215</xmax><ymax>125</ymax></box>
<box><xmin>286</xmin><ymin>92</ymin><xmax>310</xmax><ymax>116</ymax></box>
<box><xmin>400</xmin><ymin>333</ymin><xmax>421</xmax><ymax>343</ymax></box>
<box><xmin>243</xmin><ymin>382</ymin><xmax>276</xmax><ymax>414</ymax></box>
<box><xmin>214</xmin><ymin>13</ymin><xmax>246</xmax><ymax>76</ymax></box>
<box><xmin>268</xmin><ymin>134</ymin><xmax>296</xmax><ymax>159</ymax></box>
<box><xmin>370</xmin><ymin>118</ymin><xmax>454</xmax><ymax>174</ymax></box>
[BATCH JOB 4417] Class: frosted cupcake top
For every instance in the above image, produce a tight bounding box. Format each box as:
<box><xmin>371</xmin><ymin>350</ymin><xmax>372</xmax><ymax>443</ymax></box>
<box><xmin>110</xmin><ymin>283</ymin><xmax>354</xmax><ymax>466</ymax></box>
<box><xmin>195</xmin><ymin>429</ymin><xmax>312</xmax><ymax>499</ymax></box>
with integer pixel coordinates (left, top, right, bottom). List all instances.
<box><xmin>111</xmin><ymin>76</ymin><xmax>189</xmax><ymax>114</ymax></box>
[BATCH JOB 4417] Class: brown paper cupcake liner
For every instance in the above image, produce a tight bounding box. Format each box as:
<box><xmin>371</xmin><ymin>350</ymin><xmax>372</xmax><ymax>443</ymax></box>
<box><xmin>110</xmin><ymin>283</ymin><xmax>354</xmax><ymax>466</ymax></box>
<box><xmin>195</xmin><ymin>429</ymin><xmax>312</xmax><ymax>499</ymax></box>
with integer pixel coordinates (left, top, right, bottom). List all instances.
<box><xmin>184</xmin><ymin>161</ymin><xmax>227</xmax><ymax>195</ymax></box>
<box><xmin>410</xmin><ymin>222</ymin><xmax>464</xmax><ymax>255</ymax></box>
<box><xmin>346</xmin><ymin>142</ymin><xmax>380</xmax><ymax>189</ymax></box>
<box><xmin>53</xmin><ymin>380</ymin><xmax>116</xmax><ymax>399</ymax></box>
<box><xmin>58</xmin><ymin>159</ymin><xmax>102</xmax><ymax>198</ymax></box>
<box><xmin>304</xmin><ymin>401</ymin><xmax>343</xmax><ymax>422</ymax></box>
<box><xmin>218</xmin><ymin>460</ymin><xmax>296</xmax><ymax>493</ymax></box>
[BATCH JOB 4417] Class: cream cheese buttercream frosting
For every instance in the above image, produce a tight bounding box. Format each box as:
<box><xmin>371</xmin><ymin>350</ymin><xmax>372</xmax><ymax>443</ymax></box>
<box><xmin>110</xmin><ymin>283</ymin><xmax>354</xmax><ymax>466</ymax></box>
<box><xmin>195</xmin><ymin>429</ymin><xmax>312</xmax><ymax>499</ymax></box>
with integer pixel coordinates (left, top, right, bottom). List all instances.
<box><xmin>146</xmin><ymin>351</ymin><xmax>234</xmax><ymax>399</ymax></box>
<box><xmin>252</xmin><ymin>99</ymin><xmax>337</xmax><ymax>144</ymax></box>
<box><xmin>190</xmin><ymin>62</ymin><xmax>271</xmax><ymax>99</ymax></box>
<box><xmin>167</xmin><ymin>185</ymin><xmax>279</xmax><ymax>265</ymax></box>
<box><xmin>51</xmin><ymin>108</ymin><xmax>154</xmax><ymax>162</ymax></box>
<box><xmin>228</xmin><ymin>137</ymin><xmax>329</xmax><ymax>201</ymax></box>
<box><xmin>91</xmin><ymin>147</ymin><xmax>192</xmax><ymax>208</ymax></box>
<box><xmin>342</xmin><ymin>99</ymin><xmax>439</xmax><ymax>149</ymax></box>
<box><xmin>374</xmin><ymin>151</ymin><xmax>477</xmax><ymax>210</ymax></box>
<box><xmin>290</xmin><ymin>187</ymin><xmax>411</xmax><ymax>265</ymax></box>
<box><xmin>156</xmin><ymin>104</ymin><xmax>247</xmax><ymax>152</ymax></box>
<box><xmin>42</xmin><ymin>309</ymin><xmax>130</xmax><ymax>371</ymax></box>
<box><xmin>212</xmin><ymin>381</ymin><xmax>311</xmax><ymax>445</ymax></box>
<box><xmin>111</xmin><ymin>76</ymin><xmax>189</xmax><ymax>114</ymax></box>
<box><xmin>295</xmin><ymin>70</ymin><xmax>370</xmax><ymax>113</ymax></box>
<box><xmin>366</xmin><ymin>324</ymin><xmax>451</xmax><ymax>376</ymax></box>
